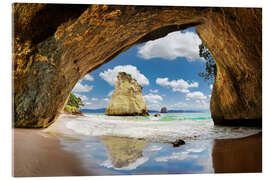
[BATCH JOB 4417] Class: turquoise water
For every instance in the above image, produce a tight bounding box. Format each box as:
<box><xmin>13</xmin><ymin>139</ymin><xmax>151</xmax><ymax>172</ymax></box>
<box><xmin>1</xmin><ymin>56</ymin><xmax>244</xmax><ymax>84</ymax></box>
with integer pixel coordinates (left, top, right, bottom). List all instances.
<box><xmin>45</xmin><ymin>113</ymin><xmax>261</xmax><ymax>175</ymax></box>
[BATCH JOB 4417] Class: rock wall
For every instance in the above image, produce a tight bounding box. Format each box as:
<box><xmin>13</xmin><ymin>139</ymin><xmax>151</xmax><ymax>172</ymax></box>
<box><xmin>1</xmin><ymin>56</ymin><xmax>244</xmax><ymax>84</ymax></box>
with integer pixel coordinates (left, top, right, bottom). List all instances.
<box><xmin>196</xmin><ymin>8</ymin><xmax>262</xmax><ymax>126</ymax></box>
<box><xmin>105</xmin><ymin>72</ymin><xmax>149</xmax><ymax>116</ymax></box>
<box><xmin>13</xmin><ymin>4</ymin><xmax>262</xmax><ymax>127</ymax></box>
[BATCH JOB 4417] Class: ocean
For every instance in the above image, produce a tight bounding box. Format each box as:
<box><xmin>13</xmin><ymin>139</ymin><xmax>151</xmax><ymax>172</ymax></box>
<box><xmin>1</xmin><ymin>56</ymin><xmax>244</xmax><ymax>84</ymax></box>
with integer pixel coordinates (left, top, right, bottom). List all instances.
<box><xmin>44</xmin><ymin>113</ymin><xmax>261</xmax><ymax>174</ymax></box>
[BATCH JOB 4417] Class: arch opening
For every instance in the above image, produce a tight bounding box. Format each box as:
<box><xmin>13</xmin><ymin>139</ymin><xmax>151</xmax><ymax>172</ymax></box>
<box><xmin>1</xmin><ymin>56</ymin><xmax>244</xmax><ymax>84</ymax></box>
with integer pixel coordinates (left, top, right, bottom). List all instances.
<box><xmin>13</xmin><ymin>4</ymin><xmax>262</xmax><ymax>128</ymax></box>
<box><xmin>70</xmin><ymin>27</ymin><xmax>212</xmax><ymax>114</ymax></box>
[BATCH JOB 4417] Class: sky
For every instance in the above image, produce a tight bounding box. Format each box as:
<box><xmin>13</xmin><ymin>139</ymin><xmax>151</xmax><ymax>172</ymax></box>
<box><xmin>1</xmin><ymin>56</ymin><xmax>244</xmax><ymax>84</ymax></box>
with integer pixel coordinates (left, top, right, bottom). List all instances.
<box><xmin>72</xmin><ymin>27</ymin><xmax>213</xmax><ymax>111</ymax></box>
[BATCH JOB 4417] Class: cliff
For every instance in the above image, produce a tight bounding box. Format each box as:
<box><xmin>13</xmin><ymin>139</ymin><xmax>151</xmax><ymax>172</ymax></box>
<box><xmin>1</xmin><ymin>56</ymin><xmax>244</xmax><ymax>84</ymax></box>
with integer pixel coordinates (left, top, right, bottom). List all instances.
<box><xmin>13</xmin><ymin>4</ymin><xmax>261</xmax><ymax>127</ymax></box>
<box><xmin>105</xmin><ymin>72</ymin><xmax>149</xmax><ymax>116</ymax></box>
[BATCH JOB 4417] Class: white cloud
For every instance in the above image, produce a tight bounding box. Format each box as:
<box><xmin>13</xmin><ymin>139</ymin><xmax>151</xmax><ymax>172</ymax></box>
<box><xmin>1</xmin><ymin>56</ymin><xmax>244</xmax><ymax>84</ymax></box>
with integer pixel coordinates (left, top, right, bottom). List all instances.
<box><xmin>101</xmin><ymin>157</ymin><xmax>149</xmax><ymax>171</ymax></box>
<box><xmin>168</xmin><ymin>99</ymin><xmax>209</xmax><ymax>110</ymax></box>
<box><xmin>186</xmin><ymin>91</ymin><xmax>207</xmax><ymax>100</ymax></box>
<box><xmin>168</xmin><ymin>102</ymin><xmax>189</xmax><ymax>110</ymax></box>
<box><xmin>210</xmin><ymin>84</ymin><xmax>213</xmax><ymax>90</ymax></box>
<box><xmin>99</xmin><ymin>65</ymin><xmax>149</xmax><ymax>86</ymax></box>
<box><xmin>91</xmin><ymin>98</ymin><xmax>98</xmax><ymax>101</ymax></box>
<box><xmin>84</xmin><ymin>102</ymin><xmax>92</xmax><ymax>105</ymax></box>
<box><xmin>137</xmin><ymin>31</ymin><xmax>202</xmax><ymax>61</ymax></box>
<box><xmin>143</xmin><ymin>93</ymin><xmax>163</xmax><ymax>104</ymax></box>
<box><xmin>73</xmin><ymin>93</ymin><xmax>88</xmax><ymax>102</ymax></box>
<box><xmin>83</xmin><ymin>74</ymin><xmax>94</xmax><ymax>81</ymax></box>
<box><xmin>147</xmin><ymin>103</ymin><xmax>162</xmax><ymax>111</ymax></box>
<box><xmin>108</xmin><ymin>90</ymin><xmax>114</xmax><ymax>97</ymax></box>
<box><xmin>155</xmin><ymin>152</ymin><xmax>198</xmax><ymax>162</ymax></box>
<box><xmin>103</xmin><ymin>98</ymin><xmax>110</xmax><ymax>102</ymax></box>
<box><xmin>82</xmin><ymin>97</ymin><xmax>110</xmax><ymax>109</ymax></box>
<box><xmin>187</xmin><ymin>148</ymin><xmax>205</xmax><ymax>153</ymax></box>
<box><xmin>149</xmin><ymin>89</ymin><xmax>159</xmax><ymax>93</ymax></box>
<box><xmin>156</xmin><ymin>77</ymin><xmax>198</xmax><ymax>93</ymax></box>
<box><xmin>72</xmin><ymin>80</ymin><xmax>93</xmax><ymax>93</ymax></box>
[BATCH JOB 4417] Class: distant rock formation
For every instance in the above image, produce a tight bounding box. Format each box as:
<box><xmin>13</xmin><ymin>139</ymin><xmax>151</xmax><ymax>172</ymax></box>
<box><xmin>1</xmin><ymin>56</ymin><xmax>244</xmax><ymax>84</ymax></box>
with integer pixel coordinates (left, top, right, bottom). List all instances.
<box><xmin>105</xmin><ymin>72</ymin><xmax>149</xmax><ymax>116</ymax></box>
<box><xmin>160</xmin><ymin>107</ymin><xmax>168</xmax><ymax>113</ymax></box>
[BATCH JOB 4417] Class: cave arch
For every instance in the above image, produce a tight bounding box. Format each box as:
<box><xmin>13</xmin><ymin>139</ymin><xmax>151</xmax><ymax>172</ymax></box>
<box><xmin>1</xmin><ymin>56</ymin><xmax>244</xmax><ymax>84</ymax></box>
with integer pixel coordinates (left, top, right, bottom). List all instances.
<box><xmin>13</xmin><ymin>4</ymin><xmax>262</xmax><ymax>128</ymax></box>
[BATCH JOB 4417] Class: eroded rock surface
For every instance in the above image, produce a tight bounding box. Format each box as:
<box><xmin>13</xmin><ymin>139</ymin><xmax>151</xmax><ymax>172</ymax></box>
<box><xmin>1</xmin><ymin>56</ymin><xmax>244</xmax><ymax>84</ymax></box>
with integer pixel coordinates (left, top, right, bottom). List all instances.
<box><xmin>105</xmin><ymin>72</ymin><xmax>149</xmax><ymax>116</ymax></box>
<box><xmin>13</xmin><ymin>4</ymin><xmax>261</xmax><ymax>127</ymax></box>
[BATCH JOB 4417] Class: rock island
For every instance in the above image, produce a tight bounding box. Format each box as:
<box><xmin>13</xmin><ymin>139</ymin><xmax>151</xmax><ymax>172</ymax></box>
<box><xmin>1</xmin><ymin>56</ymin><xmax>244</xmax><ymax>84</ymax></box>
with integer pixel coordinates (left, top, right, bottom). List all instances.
<box><xmin>105</xmin><ymin>72</ymin><xmax>149</xmax><ymax>116</ymax></box>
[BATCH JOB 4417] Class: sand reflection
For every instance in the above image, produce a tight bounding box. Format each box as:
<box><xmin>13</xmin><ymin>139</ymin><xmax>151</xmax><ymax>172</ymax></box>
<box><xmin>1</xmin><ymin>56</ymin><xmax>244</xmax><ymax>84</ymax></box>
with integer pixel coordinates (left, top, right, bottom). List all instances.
<box><xmin>212</xmin><ymin>133</ymin><xmax>262</xmax><ymax>173</ymax></box>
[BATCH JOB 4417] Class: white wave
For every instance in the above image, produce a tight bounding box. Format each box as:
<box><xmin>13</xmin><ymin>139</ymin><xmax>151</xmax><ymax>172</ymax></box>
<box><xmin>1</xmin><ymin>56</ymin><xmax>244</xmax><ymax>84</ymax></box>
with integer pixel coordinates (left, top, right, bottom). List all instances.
<box><xmin>62</xmin><ymin>114</ymin><xmax>261</xmax><ymax>142</ymax></box>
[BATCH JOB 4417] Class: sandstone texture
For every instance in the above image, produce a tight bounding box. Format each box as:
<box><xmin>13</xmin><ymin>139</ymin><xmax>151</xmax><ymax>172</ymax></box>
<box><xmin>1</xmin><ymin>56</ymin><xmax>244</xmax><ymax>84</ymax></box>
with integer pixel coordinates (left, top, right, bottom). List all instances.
<box><xmin>13</xmin><ymin>4</ymin><xmax>262</xmax><ymax>127</ymax></box>
<box><xmin>105</xmin><ymin>72</ymin><xmax>149</xmax><ymax>116</ymax></box>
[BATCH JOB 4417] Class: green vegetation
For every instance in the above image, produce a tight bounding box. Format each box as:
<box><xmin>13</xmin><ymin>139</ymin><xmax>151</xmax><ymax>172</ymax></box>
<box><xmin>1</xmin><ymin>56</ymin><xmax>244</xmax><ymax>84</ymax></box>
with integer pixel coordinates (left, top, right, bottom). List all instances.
<box><xmin>64</xmin><ymin>93</ymin><xmax>84</xmax><ymax>113</ymax></box>
<box><xmin>67</xmin><ymin>93</ymin><xmax>84</xmax><ymax>108</ymax></box>
<box><xmin>198</xmin><ymin>43</ymin><xmax>216</xmax><ymax>84</ymax></box>
<box><xmin>119</xmin><ymin>72</ymin><xmax>132</xmax><ymax>78</ymax></box>
<box><xmin>64</xmin><ymin>105</ymin><xmax>78</xmax><ymax>113</ymax></box>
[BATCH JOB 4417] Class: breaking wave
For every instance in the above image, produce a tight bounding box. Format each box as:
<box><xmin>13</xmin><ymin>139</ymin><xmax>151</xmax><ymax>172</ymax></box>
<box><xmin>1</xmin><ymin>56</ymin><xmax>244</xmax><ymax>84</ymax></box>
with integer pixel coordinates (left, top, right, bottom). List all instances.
<box><xmin>61</xmin><ymin>113</ymin><xmax>261</xmax><ymax>142</ymax></box>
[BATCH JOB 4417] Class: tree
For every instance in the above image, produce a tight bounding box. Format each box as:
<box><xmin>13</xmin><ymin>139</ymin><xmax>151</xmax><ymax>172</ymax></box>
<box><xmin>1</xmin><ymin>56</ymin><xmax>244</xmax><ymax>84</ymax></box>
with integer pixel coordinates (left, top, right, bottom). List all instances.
<box><xmin>198</xmin><ymin>43</ymin><xmax>216</xmax><ymax>84</ymax></box>
<box><xmin>66</xmin><ymin>93</ymin><xmax>84</xmax><ymax>109</ymax></box>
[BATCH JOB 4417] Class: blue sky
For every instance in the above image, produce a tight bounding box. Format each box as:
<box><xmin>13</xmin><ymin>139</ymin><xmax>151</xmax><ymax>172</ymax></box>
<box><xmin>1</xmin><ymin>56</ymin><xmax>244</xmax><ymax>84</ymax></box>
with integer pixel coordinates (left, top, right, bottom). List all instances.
<box><xmin>72</xmin><ymin>28</ymin><xmax>213</xmax><ymax>111</ymax></box>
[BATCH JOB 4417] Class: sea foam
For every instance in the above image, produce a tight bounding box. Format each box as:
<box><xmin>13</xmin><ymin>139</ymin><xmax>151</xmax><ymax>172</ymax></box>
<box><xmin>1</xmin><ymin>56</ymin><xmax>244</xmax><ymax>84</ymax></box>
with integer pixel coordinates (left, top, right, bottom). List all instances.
<box><xmin>61</xmin><ymin>113</ymin><xmax>261</xmax><ymax>142</ymax></box>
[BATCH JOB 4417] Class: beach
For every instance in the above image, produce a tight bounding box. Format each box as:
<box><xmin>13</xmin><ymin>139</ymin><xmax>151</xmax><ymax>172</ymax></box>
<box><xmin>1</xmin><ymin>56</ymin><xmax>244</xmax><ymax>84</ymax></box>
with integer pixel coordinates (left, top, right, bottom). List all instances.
<box><xmin>212</xmin><ymin>132</ymin><xmax>262</xmax><ymax>173</ymax></box>
<box><xmin>12</xmin><ymin>114</ymin><xmax>262</xmax><ymax>176</ymax></box>
<box><xmin>13</xmin><ymin>128</ymin><xmax>103</xmax><ymax>177</ymax></box>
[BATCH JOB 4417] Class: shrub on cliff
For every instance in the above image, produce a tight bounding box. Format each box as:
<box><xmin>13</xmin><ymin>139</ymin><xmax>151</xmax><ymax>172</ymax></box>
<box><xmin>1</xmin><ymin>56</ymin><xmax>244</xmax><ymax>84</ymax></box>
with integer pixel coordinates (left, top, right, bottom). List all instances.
<box><xmin>64</xmin><ymin>93</ymin><xmax>84</xmax><ymax>113</ymax></box>
<box><xmin>119</xmin><ymin>72</ymin><xmax>132</xmax><ymax>78</ymax></box>
<box><xmin>64</xmin><ymin>105</ymin><xmax>78</xmax><ymax>113</ymax></box>
<box><xmin>198</xmin><ymin>43</ymin><xmax>216</xmax><ymax>84</ymax></box>
<box><xmin>66</xmin><ymin>93</ymin><xmax>84</xmax><ymax>109</ymax></box>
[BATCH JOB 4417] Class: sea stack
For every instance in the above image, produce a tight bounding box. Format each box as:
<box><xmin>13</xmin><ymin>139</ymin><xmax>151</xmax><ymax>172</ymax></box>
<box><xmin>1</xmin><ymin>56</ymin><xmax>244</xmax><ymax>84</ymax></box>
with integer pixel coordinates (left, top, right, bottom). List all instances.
<box><xmin>161</xmin><ymin>107</ymin><xmax>168</xmax><ymax>113</ymax></box>
<box><xmin>105</xmin><ymin>72</ymin><xmax>149</xmax><ymax>116</ymax></box>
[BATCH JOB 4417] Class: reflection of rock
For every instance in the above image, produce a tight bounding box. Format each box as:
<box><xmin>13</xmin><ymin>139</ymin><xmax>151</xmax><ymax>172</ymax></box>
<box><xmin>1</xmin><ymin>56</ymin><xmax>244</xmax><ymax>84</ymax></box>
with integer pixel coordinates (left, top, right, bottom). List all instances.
<box><xmin>160</xmin><ymin>107</ymin><xmax>168</xmax><ymax>113</ymax></box>
<box><xmin>105</xmin><ymin>72</ymin><xmax>149</xmax><ymax>116</ymax></box>
<box><xmin>101</xmin><ymin>136</ymin><xmax>147</xmax><ymax>168</ymax></box>
<box><xmin>212</xmin><ymin>133</ymin><xmax>262</xmax><ymax>173</ymax></box>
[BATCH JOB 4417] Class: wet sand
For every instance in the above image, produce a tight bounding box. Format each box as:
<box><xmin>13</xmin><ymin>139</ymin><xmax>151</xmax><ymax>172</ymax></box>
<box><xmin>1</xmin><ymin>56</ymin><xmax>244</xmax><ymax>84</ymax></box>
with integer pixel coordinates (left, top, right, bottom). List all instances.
<box><xmin>13</xmin><ymin>127</ymin><xmax>262</xmax><ymax>176</ymax></box>
<box><xmin>212</xmin><ymin>132</ymin><xmax>262</xmax><ymax>173</ymax></box>
<box><xmin>13</xmin><ymin>128</ymin><xmax>94</xmax><ymax>177</ymax></box>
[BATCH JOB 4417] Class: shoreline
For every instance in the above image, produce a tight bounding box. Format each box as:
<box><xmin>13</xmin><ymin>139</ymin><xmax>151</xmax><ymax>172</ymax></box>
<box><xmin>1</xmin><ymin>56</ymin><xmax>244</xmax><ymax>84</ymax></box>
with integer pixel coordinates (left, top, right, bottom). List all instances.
<box><xmin>13</xmin><ymin>126</ymin><xmax>262</xmax><ymax>176</ymax></box>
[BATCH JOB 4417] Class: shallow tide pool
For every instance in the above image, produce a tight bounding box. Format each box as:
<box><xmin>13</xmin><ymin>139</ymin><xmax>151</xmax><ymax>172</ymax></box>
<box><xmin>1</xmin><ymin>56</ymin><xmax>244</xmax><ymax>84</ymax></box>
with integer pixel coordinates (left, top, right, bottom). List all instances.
<box><xmin>44</xmin><ymin>113</ymin><xmax>261</xmax><ymax>174</ymax></box>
